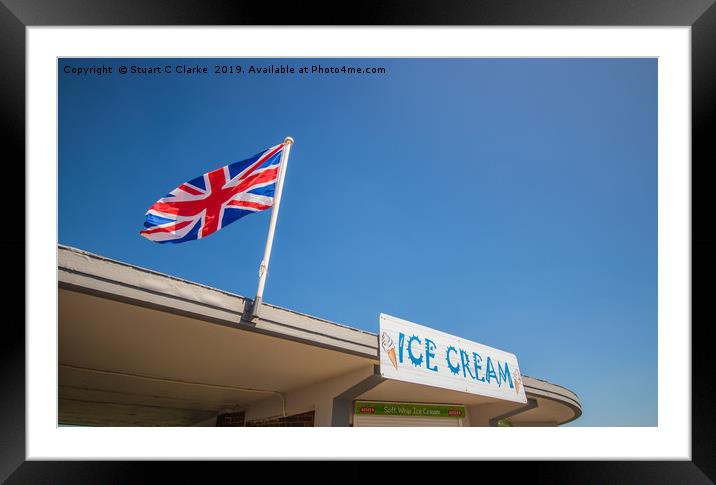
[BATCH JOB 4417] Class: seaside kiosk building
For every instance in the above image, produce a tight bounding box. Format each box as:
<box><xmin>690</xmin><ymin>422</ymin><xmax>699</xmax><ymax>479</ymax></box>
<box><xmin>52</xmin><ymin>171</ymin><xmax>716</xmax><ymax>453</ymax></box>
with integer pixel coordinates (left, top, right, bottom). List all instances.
<box><xmin>58</xmin><ymin>245</ymin><xmax>582</xmax><ymax>427</ymax></box>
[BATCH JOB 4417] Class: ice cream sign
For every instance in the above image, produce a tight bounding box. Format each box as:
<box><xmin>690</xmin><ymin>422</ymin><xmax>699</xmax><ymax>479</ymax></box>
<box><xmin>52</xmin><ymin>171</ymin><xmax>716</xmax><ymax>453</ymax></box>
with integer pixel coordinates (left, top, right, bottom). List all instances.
<box><xmin>379</xmin><ymin>313</ymin><xmax>527</xmax><ymax>404</ymax></box>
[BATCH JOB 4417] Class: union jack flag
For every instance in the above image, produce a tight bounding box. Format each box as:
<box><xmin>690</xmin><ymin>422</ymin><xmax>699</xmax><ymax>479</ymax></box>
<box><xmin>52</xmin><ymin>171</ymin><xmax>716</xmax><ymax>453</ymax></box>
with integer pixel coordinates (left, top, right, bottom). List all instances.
<box><xmin>140</xmin><ymin>143</ymin><xmax>285</xmax><ymax>243</ymax></box>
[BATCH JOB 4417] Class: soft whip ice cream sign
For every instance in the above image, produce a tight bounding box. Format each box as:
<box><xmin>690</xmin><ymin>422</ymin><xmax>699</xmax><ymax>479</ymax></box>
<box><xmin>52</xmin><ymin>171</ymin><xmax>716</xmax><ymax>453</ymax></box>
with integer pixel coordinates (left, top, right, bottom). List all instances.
<box><xmin>379</xmin><ymin>313</ymin><xmax>527</xmax><ymax>404</ymax></box>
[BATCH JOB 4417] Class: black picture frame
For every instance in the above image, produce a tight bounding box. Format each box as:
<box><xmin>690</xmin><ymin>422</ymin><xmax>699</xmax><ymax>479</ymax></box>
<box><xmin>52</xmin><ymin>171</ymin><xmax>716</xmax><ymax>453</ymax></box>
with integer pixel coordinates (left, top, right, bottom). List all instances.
<box><xmin>3</xmin><ymin>0</ymin><xmax>714</xmax><ymax>481</ymax></box>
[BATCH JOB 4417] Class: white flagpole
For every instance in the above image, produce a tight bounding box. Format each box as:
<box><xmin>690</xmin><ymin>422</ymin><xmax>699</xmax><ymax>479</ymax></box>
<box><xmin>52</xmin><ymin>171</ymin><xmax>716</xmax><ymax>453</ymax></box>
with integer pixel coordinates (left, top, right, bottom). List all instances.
<box><xmin>251</xmin><ymin>136</ymin><xmax>293</xmax><ymax>319</ymax></box>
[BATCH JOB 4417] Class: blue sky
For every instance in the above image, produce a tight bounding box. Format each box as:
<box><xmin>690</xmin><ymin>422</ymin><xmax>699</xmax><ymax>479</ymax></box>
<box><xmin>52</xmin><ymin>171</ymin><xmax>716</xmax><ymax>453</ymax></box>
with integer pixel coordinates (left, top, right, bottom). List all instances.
<box><xmin>59</xmin><ymin>58</ymin><xmax>657</xmax><ymax>426</ymax></box>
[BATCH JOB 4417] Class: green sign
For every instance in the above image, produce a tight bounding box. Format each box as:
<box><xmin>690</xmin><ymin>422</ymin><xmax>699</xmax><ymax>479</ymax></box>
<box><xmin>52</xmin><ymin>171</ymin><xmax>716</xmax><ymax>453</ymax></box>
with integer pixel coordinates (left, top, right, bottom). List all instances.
<box><xmin>354</xmin><ymin>401</ymin><xmax>465</xmax><ymax>419</ymax></box>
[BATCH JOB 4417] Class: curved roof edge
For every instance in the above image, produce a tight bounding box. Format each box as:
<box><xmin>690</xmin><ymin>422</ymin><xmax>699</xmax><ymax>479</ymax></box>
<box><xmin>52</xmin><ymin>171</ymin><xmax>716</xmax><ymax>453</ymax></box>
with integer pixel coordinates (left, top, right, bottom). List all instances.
<box><xmin>523</xmin><ymin>376</ymin><xmax>582</xmax><ymax>424</ymax></box>
<box><xmin>58</xmin><ymin>244</ymin><xmax>581</xmax><ymax>423</ymax></box>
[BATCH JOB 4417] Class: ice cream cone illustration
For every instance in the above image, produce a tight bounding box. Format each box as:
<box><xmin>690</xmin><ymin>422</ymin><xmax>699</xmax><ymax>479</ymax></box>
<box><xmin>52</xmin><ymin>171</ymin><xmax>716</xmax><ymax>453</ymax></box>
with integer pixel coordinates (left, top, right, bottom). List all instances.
<box><xmin>513</xmin><ymin>369</ymin><xmax>522</xmax><ymax>394</ymax></box>
<box><xmin>381</xmin><ymin>332</ymin><xmax>398</xmax><ymax>371</ymax></box>
<box><xmin>387</xmin><ymin>347</ymin><xmax>398</xmax><ymax>370</ymax></box>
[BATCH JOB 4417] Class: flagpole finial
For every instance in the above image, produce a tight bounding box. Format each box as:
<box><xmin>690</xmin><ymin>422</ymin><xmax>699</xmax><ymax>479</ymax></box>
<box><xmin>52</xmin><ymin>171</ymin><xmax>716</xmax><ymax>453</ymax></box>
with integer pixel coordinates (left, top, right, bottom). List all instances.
<box><xmin>284</xmin><ymin>136</ymin><xmax>294</xmax><ymax>145</ymax></box>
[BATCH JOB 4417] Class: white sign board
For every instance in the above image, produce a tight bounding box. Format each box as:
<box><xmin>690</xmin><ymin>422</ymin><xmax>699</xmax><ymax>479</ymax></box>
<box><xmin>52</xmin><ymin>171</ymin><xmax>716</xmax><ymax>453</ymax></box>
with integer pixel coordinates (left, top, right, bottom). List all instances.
<box><xmin>379</xmin><ymin>313</ymin><xmax>527</xmax><ymax>404</ymax></box>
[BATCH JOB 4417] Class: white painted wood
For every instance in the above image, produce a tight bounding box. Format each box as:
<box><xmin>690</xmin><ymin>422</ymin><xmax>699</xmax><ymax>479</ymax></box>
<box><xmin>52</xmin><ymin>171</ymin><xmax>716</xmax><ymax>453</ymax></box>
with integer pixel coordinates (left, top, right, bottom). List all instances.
<box><xmin>379</xmin><ymin>313</ymin><xmax>527</xmax><ymax>404</ymax></box>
